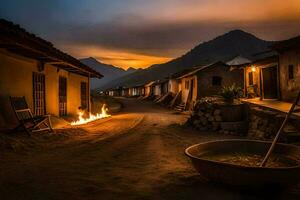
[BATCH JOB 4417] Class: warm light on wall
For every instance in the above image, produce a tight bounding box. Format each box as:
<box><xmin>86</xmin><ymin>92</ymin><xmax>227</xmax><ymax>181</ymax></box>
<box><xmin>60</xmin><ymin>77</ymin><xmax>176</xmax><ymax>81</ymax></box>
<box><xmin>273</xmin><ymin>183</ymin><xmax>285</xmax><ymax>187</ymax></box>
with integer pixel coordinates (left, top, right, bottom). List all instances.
<box><xmin>251</xmin><ymin>66</ymin><xmax>257</xmax><ymax>72</ymax></box>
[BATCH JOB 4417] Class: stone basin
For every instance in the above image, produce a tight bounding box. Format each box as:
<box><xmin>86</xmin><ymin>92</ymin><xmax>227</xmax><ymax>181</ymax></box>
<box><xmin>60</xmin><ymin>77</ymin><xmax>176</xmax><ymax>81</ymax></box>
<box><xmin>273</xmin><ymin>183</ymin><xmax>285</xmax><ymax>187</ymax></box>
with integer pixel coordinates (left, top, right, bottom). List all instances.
<box><xmin>185</xmin><ymin>139</ymin><xmax>300</xmax><ymax>188</ymax></box>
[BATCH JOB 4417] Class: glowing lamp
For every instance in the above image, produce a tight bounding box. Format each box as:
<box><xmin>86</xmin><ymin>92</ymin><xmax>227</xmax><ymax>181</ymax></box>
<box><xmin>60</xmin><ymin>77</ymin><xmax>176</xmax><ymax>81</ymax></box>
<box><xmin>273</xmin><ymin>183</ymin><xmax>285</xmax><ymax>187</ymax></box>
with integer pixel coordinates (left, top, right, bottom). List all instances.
<box><xmin>251</xmin><ymin>66</ymin><xmax>256</xmax><ymax>72</ymax></box>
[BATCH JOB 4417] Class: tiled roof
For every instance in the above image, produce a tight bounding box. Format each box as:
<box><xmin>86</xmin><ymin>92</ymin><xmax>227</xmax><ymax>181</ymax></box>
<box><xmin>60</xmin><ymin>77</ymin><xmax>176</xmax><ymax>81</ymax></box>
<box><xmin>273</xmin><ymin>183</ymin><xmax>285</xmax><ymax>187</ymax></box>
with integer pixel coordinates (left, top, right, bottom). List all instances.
<box><xmin>0</xmin><ymin>19</ymin><xmax>103</xmax><ymax>78</ymax></box>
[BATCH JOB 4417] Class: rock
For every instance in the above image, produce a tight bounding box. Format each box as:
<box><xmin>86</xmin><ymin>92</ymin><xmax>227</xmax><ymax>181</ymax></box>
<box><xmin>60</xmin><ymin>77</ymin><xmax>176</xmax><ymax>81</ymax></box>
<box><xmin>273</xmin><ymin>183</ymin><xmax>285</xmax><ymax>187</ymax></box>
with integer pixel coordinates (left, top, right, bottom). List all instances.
<box><xmin>214</xmin><ymin>109</ymin><xmax>221</xmax><ymax>116</ymax></box>
<box><xmin>208</xmin><ymin>116</ymin><xmax>214</xmax><ymax>122</ymax></box>
<box><xmin>200</xmin><ymin>117</ymin><xmax>208</xmax><ymax>126</ymax></box>
<box><xmin>212</xmin><ymin>122</ymin><xmax>220</xmax><ymax>131</ymax></box>
<box><xmin>224</xmin><ymin>130</ymin><xmax>230</xmax><ymax>135</ymax></box>
<box><xmin>205</xmin><ymin>113</ymin><xmax>212</xmax><ymax>118</ymax></box>
<box><xmin>215</xmin><ymin>115</ymin><xmax>222</xmax><ymax>122</ymax></box>
<box><xmin>193</xmin><ymin>120</ymin><xmax>200</xmax><ymax>126</ymax></box>
<box><xmin>199</xmin><ymin>127</ymin><xmax>208</xmax><ymax>131</ymax></box>
<box><xmin>256</xmin><ymin>130</ymin><xmax>265</xmax><ymax>139</ymax></box>
<box><xmin>251</xmin><ymin>119</ymin><xmax>259</xmax><ymax>130</ymax></box>
<box><xmin>197</xmin><ymin>111</ymin><xmax>205</xmax><ymax>116</ymax></box>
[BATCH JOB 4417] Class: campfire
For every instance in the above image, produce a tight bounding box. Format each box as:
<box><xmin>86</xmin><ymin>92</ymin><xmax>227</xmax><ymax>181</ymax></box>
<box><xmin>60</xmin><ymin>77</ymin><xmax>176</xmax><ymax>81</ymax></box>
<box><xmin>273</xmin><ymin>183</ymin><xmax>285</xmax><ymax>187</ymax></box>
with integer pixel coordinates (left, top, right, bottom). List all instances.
<box><xmin>71</xmin><ymin>104</ymin><xmax>111</xmax><ymax>125</ymax></box>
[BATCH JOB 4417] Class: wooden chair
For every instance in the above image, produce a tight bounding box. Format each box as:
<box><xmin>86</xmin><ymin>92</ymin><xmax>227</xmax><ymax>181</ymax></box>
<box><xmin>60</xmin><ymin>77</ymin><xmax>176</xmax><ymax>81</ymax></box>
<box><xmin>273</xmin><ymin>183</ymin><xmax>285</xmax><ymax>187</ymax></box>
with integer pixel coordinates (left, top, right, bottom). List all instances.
<box><xmin>10</xmin><ymin>96</ymin><xmax>53</xmax><ymax>135</ymax></box>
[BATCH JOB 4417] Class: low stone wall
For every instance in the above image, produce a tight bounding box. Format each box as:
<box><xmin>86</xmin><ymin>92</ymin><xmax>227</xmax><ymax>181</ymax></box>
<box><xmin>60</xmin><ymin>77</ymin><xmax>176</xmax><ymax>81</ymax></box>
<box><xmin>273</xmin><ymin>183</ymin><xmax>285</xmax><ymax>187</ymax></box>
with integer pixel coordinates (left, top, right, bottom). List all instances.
<box><xmin>187</xmin><ymin>97</ymin><xmax>247</xmax><ymax>136</ymax></box>
<box><xmin>188</xmin><ymin>97</ymin><xmax>300</xmax><ymax>140</ymax></box>
<box><xmin>247</xmin><ymin>107</ymin><xmax>284</xmax><ymax>139</ymax></box>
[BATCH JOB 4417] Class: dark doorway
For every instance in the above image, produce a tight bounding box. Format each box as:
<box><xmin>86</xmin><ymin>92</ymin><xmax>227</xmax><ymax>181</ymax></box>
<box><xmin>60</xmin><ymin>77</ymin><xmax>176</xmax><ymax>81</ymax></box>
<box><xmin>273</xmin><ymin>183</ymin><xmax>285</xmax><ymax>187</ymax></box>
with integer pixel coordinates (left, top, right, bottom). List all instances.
<box><xmin>262</xmin><ymin>66</ymin><xmax>278</xmax><ymax>99</ymax></box>
<box><xmin>59</xmin><ymin>76</ymin><xmax>67</xmax><ymax>116</ymax></box>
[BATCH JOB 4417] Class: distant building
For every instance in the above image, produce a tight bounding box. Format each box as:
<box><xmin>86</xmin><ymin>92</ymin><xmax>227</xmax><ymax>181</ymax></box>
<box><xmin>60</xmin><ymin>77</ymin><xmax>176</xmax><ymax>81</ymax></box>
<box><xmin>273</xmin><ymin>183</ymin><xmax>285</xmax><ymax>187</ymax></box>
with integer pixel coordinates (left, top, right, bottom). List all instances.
<box><xmin>108</xmin><ymin>87</ymin><xmax>122</xmax><ymax>96</ymax></box>
<box><xmin>144</xmin><ymin>81</ymin><xmax>155</xmax><ymax>97</ymax></box>
<box><xmin>132</xmin><ymin>84</ymin><xmax>145</xmax><ymax>96</ymax></box>
<box><xmin>177</xmin><ymin>62</ymin><xmax>244</xmax><ymax>108</ymax></box>
<box><xmin>168</xmin><ymin>68</ymin><xmax>194</xmax><ymax>96</ymax></box>
<box><xmin>0</xmin><ymin>19</ymin><xmax>102</xmax><ymax>128</ymax></box>
<box><xmin>153</xmin><ymin>80</ymin><xmax>168</xmax><ymax>97</ymax></box>
<box><xmin>121</xmin><ymin>87</ymin><xmax>129</xmax><ymax>96</ymax></box>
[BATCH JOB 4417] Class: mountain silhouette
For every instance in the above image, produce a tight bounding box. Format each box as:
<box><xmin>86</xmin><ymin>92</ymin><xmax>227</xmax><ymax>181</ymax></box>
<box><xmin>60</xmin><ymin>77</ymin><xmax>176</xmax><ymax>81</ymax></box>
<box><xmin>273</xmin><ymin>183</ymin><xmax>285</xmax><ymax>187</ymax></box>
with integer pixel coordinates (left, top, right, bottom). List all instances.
<box><xmin>98</xmin><ymin>30</ymin><xmax>273</xmax><ymax>90</ymax></box>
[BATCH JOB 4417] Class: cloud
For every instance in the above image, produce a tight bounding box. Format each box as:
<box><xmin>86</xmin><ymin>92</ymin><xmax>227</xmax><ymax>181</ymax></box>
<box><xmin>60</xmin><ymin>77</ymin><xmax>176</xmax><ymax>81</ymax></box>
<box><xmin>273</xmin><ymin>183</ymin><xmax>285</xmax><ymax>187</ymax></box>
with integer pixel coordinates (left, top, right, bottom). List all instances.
<box><xmin>50</xmin><ymin>16</ymin><xmax>300</xmax><ymax>58</ymax></box>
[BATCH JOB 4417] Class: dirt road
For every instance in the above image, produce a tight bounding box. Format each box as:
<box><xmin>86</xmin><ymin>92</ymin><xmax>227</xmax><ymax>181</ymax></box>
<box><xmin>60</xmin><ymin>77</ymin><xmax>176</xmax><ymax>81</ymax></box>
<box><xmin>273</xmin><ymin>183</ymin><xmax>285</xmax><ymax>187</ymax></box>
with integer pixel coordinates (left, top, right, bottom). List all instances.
<box><xmin>0</xmin><ymin>98</ymin><xmax>299</xmax><ymax>200</ymax></box>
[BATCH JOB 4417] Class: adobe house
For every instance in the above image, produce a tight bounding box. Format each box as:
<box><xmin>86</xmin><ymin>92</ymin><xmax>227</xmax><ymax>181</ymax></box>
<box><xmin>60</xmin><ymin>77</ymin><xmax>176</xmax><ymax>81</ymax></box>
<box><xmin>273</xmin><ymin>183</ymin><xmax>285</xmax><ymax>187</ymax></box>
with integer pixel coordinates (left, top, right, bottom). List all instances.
<box><xmin>144</xmin><ymin>81</ymin><xmax>155</xmax><ymax>97</ymax></box>
<box><xmin>272</xmin><ymin>35</ymin><xmax>300</xmax><ymax>102</ymax></box>
<box><xmin>160</xmin><ymin>80</ymin><xmax>169</xmax><ymax>95</ymax></box>
<box><xmin>168</xmin><ymin>68</ymin><xmax>195</xmax><ymax>96</ymax></box>
<box><xmin>121</xmin><ymin>87</ymin><xmax>129</xmax><ymax>96</ymax></box>
<box><xmin>168</xmin><ymin>77</ymin><xmax>181</xmax><ymax>96</ymax></box>
<box><xmin>0</xmin><ymin>20</ymin><xmax>102</xmax><ymax>128</ymax></box>
<box><xmin>108</xmin><ymin>87</ymin><xmax>122</xmax><ymax>96</ymax></box>
<box><xmin>177</xmin><ymin>62</ymin><xmax>244</xmax><ymax>108</ymax></box>
<box><xmin>153</xmin><ymin>80</ymin><xmax>163</xmax><ymax>96</ymax></box>
<box><xmin>128</xmin><ymin>87</ymin><xmax>134</xmax><ymax>96</ymax></box>
<box><xmin>243</xmin><ymin>51</ymin><xmax>279</xmax><ymax>99</ymax></box>
<box><xmin>132</xmin><ymin>84</ymin><xmax>145</xmax><ymax>96</ymax></box>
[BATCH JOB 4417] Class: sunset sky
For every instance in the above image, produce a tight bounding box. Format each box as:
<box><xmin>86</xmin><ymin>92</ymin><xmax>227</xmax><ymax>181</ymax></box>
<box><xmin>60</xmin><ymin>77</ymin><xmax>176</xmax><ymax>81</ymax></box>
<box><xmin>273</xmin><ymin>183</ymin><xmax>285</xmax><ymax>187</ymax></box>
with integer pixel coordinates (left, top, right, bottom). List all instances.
<box><xmin>1</xmin><ymin>0</ymin><xmax>300</xmax><ymax>69</ymax></box>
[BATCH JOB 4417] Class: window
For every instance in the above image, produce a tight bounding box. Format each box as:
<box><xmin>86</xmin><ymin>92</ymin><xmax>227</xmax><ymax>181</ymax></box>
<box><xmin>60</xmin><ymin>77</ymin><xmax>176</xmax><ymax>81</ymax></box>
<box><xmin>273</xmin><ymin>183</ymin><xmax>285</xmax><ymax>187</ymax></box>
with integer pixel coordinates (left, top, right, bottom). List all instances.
<box><xmin>59</xmin><ymin>77</ymin><xmax>67</xmax><ymax>116</ymax></box>
<box><xmin>32</xmin><ymin>72</ymin><xmax>46</xmax><ymax>115</ymax></box>
<box><xmin>212</xmin><ymin>76</ymin><xmax>222</xmax><ymax>86</ymax></box>
<box><xmin>248</xmin><ymin>72</ymin><xmax>254</xmax><ymax>85</ymax></box>
<box><xmin>288</xmin><ymin>65</ymin><xmax>294</xmax><ymax>80</ymax></box>
<box><xmin>81</xmin><ymin>82</ymin><xmax>88</xmax><ymax>109</ymax></box>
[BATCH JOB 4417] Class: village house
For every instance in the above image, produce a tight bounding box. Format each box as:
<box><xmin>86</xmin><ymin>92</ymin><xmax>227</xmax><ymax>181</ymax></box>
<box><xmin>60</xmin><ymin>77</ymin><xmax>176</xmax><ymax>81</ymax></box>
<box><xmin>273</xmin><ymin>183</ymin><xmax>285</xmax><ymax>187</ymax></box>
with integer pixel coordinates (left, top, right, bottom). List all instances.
<box><xmin>144</xmin><ymin>81</ymin><xmax>155</xmax><ymax>97</ymax></box>
<box><xmin>160</xmin><ymin>80</ymin><xmax>169</xmax><ymax>96</ymax></box>
<box><xmin>242</xmin><ymin>51</ymin><xmax>279</xmax><ymax>99</ymax></box>
<box><xmin>0</xmin><ymin>20</ymin><xmax>102</xmax><ymax>128</ymax></box>
<box><xmin>168</xmin><ymin>77</ymin><xmax>180</xmax><ymax>96</ymax></box>
<box><xmin>272</xmin><ymin>35</ymin><xmax>300</xmax><ymax>102</ymax></box>
<box><xmin>132</xmin><ymin>84</ymin><xmax>145</xmax><ymax>96</ymax></box>
<box><xmin>167</xmin><ymin>69</ymin><xmax>196</xmax><ymax>97</ymax></box>
<box><xmin>128</xmin><ymin>87</ymin><xmax>134</xmax><ymax>97</ymax></box>
<box><xmin>177</xmin><ymin>62</ymin><xmax>244</xmax><ymax>109</ymax></box>
<box><xmin>153</xmin><ymin>80</ymin><xmax>168</xmax><ymax>97</ymax></box>
<box><xmin>121</xmin><ymin>87</ymin><xmax>129</xmax><ymax>96</ymax></box>
<box><xmin>108</xmin><ymin>87</ymin><xmax>122</xmax><ymax>96</ymax></box>
<box><xmin>153</xmin><ymin>82</ymin><xmax>161</xmax><ymax>96</ymax></box>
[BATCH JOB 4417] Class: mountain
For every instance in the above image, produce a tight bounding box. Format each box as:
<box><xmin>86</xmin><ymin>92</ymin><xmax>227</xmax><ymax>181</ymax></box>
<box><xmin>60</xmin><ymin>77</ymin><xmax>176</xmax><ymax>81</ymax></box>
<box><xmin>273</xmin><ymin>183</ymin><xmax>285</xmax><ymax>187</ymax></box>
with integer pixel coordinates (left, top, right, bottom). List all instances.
<box><xmin>98</xmin><ymin>30</ymin><xmax>273</xmax><ymax>90</ymax></box>
<box><xmin>80</xmin><ymin>57</ymin><xmax>137</xmax><ymax>89</ymax></box>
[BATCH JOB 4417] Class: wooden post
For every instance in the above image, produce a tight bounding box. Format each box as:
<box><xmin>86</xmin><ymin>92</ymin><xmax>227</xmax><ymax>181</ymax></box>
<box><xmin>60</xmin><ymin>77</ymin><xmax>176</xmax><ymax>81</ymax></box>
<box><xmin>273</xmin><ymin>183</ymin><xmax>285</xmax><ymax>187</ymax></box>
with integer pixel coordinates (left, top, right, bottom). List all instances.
<box><xmin>244</xmin><ymin>67</ymin><xmax>247</xmax><ymax>97</ymax></box>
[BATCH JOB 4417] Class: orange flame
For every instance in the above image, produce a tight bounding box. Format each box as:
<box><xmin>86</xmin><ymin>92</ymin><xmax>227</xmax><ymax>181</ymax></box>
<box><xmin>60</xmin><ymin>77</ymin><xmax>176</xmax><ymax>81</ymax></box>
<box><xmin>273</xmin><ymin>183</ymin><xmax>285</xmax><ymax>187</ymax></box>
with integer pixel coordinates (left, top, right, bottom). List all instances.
<box><xmin>71</xmin><ymin>104</ymin><xmax>111</xmax><ymax>125</ymax></box>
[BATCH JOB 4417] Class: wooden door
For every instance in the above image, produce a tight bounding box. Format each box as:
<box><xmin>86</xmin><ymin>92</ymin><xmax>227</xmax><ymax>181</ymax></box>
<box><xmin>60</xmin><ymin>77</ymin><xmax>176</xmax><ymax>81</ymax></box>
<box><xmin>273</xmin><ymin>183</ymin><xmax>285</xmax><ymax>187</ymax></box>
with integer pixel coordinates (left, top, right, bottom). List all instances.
<box><xmin>80</xmin><ymin>82</ymin><xmax>88</xmax><ymax>110</ymax></box>
<box><xmin>33</xmin><ymin>72</ymin><xmax>46</xmax><ymax>115</ymax></box>
<box><xmin>262</xmin><ymin>66</ymin><xmax>278</xmax><ymax>99</ymax></box>
<box><xmin>59</xmin><ymin>77</ymin><xmax>67</xmax><ymax>116</ymax></box>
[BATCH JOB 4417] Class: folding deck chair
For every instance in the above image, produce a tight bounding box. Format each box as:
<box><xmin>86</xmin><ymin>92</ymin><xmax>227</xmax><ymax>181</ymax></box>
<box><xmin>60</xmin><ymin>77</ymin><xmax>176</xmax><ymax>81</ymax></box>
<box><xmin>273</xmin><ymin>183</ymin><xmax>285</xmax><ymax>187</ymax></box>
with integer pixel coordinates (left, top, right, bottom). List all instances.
<box><xmin>10</xmin><ymin>96</ymin><xmax>53</xmax><ymax>135</ymax></box>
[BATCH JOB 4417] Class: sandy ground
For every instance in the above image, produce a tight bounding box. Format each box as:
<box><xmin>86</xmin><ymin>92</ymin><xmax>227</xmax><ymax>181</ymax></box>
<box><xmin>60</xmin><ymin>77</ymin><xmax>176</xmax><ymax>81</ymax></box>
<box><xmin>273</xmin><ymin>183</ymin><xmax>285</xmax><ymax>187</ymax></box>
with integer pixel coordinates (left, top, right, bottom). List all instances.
<box><xmin>0</xmin><ymin>98</ymin><xmax>300</xmax><ymax>200</ymax></box>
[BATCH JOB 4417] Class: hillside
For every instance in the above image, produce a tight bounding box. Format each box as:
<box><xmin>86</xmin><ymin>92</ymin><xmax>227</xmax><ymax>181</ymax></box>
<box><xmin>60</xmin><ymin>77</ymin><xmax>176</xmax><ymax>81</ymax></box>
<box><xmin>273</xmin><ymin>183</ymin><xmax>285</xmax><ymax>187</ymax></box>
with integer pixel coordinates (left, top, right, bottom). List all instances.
<box><xmin>98</xmin><ymin>30</ymin><xmax>273</xmax><ymax>90</ymax></box>
<box><xmin>80</xmin><ymin>57</ymin><xmax>137</xmax><ymax>89</ymax></box>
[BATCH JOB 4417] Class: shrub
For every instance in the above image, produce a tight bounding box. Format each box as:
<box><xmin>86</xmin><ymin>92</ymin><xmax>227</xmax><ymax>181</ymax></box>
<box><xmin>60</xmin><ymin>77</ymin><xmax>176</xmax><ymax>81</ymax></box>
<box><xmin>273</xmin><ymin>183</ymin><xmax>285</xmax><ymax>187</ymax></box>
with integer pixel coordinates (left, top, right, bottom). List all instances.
<box><xmin>220</xmin><ymin>84</ymin><xmax>243</xmax><ymax>104</ymax></box>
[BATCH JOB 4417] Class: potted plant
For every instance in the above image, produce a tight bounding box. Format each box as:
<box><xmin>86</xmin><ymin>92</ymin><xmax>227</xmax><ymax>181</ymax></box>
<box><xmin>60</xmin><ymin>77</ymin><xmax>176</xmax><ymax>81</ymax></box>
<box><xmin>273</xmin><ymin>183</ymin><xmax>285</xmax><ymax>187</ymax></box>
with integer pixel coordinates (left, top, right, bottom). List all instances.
<box><xmin>219</xmin><ymin>84</ymin><xmax>245</xmax><ymax>122</ymax></box>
